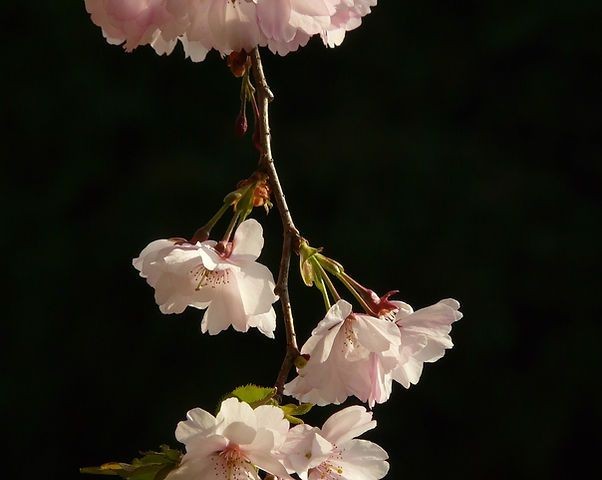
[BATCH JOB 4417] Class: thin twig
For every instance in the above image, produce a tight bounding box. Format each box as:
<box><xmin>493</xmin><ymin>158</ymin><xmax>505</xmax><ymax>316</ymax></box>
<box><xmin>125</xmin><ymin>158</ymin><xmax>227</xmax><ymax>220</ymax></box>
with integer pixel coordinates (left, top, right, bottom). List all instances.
<box><xmin>250</xmin><ymin>48</ymin><xmax>301</xmax><ymax>396</ymax></box>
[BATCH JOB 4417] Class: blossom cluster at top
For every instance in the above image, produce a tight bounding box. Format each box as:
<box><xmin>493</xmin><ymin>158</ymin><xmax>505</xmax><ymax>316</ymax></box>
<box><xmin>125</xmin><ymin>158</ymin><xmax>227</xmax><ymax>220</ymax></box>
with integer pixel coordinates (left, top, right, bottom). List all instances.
<box><xmin>166</xmin><ymin>397</ymin><xmax>388</xmax><ymax>480</ymax></box>
<box><xmin>84</xmin><ymin>0</ymin><xmax>378</xmax><ymax>61</ymax></box>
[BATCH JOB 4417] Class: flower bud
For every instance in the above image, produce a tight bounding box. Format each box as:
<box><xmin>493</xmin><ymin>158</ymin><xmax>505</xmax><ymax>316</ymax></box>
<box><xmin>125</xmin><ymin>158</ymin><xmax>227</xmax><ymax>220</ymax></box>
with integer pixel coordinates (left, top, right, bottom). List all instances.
<box><xmin>235</xmin><ymin>110</ymin><xmax>248</xmax><ymax>136</ymax></box>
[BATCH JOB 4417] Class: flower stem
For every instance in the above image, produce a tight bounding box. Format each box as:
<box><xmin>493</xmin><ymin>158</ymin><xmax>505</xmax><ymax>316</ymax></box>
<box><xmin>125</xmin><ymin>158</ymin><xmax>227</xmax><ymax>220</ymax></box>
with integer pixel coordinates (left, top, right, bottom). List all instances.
<box><xmin>320</xmin><ymin>260</ymin><xmax>378</xmax><ymax>316</ymax></box>
<box><xmin>222</xmin><ymin>211</ymin><xmax>240</xmax><ymax>243</ymax></box>
<box><xmin>191</xmin><ymin>201</ymin><xmax>232</xmax><ymax>243</ymax></box>
<box><xmin>315</xmin><ymin>261</ymin><xmax>341</xmax><ymax>304</ymax></box>
<box><xmin>250</xmin><ymin>48</ymin><xmax>301</xmax><ymax>397</ymax></box>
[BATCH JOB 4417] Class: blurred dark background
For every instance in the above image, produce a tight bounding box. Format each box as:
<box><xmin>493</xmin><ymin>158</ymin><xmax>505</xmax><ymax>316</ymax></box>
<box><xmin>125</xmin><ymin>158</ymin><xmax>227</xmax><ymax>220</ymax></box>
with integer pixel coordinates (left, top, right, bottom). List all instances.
<box><xmin>3</xmin><ymin>1</ymin><xmax>601</xmax><ymax>479</ymax></box>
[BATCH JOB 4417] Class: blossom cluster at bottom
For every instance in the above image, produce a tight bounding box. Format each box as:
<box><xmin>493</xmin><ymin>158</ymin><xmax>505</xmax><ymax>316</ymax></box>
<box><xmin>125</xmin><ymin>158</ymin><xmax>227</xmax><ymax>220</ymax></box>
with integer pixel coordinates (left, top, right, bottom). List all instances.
<box><xmin>166</xmin><ymin>398</ymin><xmax>388</xmax><ymax>480</ymax></box>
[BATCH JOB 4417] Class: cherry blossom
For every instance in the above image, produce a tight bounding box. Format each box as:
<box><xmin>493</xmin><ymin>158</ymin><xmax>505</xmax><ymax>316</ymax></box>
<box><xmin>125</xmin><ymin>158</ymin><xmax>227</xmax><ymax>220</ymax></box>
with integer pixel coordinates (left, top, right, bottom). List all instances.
<box><xmin>284</xmin><ymin>300</ymin><xmax>401</xmax><ymax>406</ymax></box>
<box><xmin>133</xmin><ymin>219</ymin><xmax>278</xmax><ymax>337</ymax></box>
<box><xmin>281</xmin><ymin>405</ymin><xmax>389</xmax><ymax>480</ymax></box>
<box><xmin>389</xmin><ymin>298</ymin><xmax>463</xmax><ymax>388</ymax></box>
<box><xmin>166</xmin><ymin>397</ymin><xmax>292</xmax><ymax>480</ymax></box>
<box><xmin>85</xmin><ymin>0</ymin><xmax>378</xmax><ymax>60</ymax></box>
<box><xmin>84</xmin><ymin>0</ymin><xmax>184</xmax><ymax>53</ymax></box>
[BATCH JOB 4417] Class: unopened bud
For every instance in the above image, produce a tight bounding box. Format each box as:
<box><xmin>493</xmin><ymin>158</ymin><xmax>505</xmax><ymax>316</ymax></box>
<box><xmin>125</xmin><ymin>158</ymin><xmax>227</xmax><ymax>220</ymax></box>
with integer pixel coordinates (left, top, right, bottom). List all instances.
<box><xmin>235</xmin><ymin>110</ymin><xmax>248</xmax><ymax>137</ymax></box>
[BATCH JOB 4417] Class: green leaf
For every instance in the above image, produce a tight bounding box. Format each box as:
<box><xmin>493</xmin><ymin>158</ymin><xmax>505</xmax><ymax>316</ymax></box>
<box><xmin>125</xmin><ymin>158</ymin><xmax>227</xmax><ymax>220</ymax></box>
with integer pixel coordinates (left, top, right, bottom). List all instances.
<box><xmin>280</xmin><ymin>403</ymin><xmax>314</xmax><ymax>416</ymax></box>
<box><xmin>280</xmin><ymin>403</ymin><xmax>314</xmax><ymax>424</ymax></box>
<box><xmin>81</xmin><ymin>446</ymin><xmax>182</xmax><ymax>480</ymax></box>
<box><xmin>229</xmin><ymin>384</ymin><xmax>276</xmax><ymax>407</ymax></box>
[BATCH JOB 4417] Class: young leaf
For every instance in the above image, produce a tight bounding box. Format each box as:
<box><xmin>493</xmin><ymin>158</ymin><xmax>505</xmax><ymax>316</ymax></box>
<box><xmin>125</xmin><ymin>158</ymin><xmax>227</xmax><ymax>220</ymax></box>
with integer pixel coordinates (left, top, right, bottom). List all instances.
<box><xmin>229</xmin><ymin>384</ymin><xmax>276</xmax><ymax>407</ymax></box>
<box><xmin>280</xmin><ymin>403</ymin><xmax>314</xmax><ymax>424</ymax></box>
<box><xmin>80</xmin><ymin>445</ymin><xmax>182</xmax><ymax>480</ymax></box>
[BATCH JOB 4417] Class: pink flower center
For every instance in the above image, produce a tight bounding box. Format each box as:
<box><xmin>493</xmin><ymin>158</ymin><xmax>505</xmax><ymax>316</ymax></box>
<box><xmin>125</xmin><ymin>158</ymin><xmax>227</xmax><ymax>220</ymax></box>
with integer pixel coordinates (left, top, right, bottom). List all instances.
<box><xmin>190</xmin><ymin>265</ymin><xmax>232</xmax><ymax>290</ymax></box>
<box><xmin>341</xmin><ymin>318</ymin><xmax>359</xmax><ymax>349</ymax></box>
<box><xmin>310</xmin><ymin>449</ymin><xmax>344</xmax><ymax>479</ymax></box>
<box><xmin>212</xmin><ymin>445</ymin><xmax>253</xmax><ymax>480</ymax></box>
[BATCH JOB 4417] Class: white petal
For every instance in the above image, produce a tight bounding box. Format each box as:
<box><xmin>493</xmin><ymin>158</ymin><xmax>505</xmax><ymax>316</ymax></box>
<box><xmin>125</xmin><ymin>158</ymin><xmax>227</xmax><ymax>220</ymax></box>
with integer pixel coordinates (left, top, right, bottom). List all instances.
<box><xmin>248</xmin><ymin>450</ymin><xmax>293</xmax><ymax>480</ymax></box>
<box><xmin>230</xmin><ymin>219</ymin><xmax>265</xmax><ymax>264</ymax></box>
<box><xmin>320</xmin><ymin>406</ymin><xmax>376</xmax><ymax>446</ymax></box>
<box><xmin>353</xmin><ymin>314</ymin><xmax>401</xmax><ymax>353</ymax></box>
<box><xmin>336</xmin><ymin>439</ymin><xmax>389</xmax><ymax>480</ymax></box>
<box><xmin>176</xmin><ymin>407</ymin><xmax>217</xmax><ymax>443</ymax></box>
<box><xmin>307</xmin><ymin>300</ymin><xmax>352</xmax><ymax>362</ymax></box>
<box><xmin>216</xmin><ymin>398</ymin><xmax>257</xmax><ymax>435</ymax></box>
<box><xmin>200</xmin><ymin>273</ymin><xmax>246</xmax><ymax>335</ymax></box>
<box><xmin>280</xmin><ymin>425</ymin><xmax>333</xmax><ymax>474</ymax></box>
<box><xmin>390</xmin><ymin>356</ymin><xmax>424</xmax><ymax>388</ymax></box>
<box><xmin>246</xmin><ymin>308</ymin><xmax>277</xmax><ymax>339</ymax></box>
<box><xmin>253</xmin><ymin>405</ymin><xmax>288</xmax><ymax>444</ymax></box>
<box><xmin>133</xmin><ymin>239</ymin><xmax>174</xmax><ymax>273</ymax></box>
<box><xmin>222</xmin><ymin>421</ymin><xmax>257</xmax><ymax>445</ymax></box>
<box><xmin>234</xmin><ymin>263</ymin><xmax>278</xmax><ymax>316</ymax></box>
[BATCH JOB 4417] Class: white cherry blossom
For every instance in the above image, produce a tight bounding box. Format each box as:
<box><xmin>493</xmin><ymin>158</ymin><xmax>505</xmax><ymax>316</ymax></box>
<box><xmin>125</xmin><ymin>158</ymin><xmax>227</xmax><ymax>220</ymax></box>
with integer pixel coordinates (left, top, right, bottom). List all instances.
<box><xmin>166</xmin><ymin>397</ymin><xmax>292</xmax><ymax>480</ymax></box>
<box><xmin>133</xmin><ymin>219</ymin><xmax>278</xmax><ymax>337</ymax></box>
<box><xmin>389</xmin><ymin>298</ymin><xmax>463</xmax><ymax>388</ymax></box>
<box><xmin>284</xmin><ymin>300</ymin><xmax>401</xmax><ymax>406</ymax></box>
<box><xmin>281</xmin><ymin>406</ymin><xmax>389</xmax><ymax>480</ymax></box>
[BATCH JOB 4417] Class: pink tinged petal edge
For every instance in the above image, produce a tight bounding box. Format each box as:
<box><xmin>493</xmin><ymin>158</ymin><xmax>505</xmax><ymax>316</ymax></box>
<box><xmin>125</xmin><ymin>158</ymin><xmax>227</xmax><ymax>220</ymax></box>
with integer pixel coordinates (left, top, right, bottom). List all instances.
<box><xmin>256</xmin><ymin>0</ymin><xmax>296</xmax><ymax>43</ymax></box>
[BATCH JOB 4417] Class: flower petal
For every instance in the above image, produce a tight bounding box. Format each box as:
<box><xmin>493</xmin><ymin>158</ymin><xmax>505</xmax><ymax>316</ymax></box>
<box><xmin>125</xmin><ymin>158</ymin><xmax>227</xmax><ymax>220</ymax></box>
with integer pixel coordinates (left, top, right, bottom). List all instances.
<box><xmin>176</xmin><ymin>407</ymin><xmax>218</xmax><ymax>443</ymax></box>
<box><xmin>336</xmin><ymin>439</ymin><xmax>389</xmax><ymax>480</ymax></box>
<box><xmin>233</xmin><ymin>263</ymin><xmax>278</xmax><ymax>316</ymax></box>
<box><xmin>320</xmin><ymin>406</ymin><xmax>376</xmax><ymax>446</ymax></box>
<box><xmin>231</xmin><ymin>219</ymin><xmax>265</xmax><ymax>264</ymax></box>
<box><xmin>353</xmin><ymin>314</ymin><xmax>401</xmax><ymax>353</ymax></box>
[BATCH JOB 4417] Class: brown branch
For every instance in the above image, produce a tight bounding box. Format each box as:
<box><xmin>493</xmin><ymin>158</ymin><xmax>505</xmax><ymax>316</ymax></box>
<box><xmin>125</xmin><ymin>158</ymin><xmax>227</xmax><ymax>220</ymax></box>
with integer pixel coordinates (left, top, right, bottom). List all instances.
<box><xmin>250</xmin><ymin>48</ymin><xmax>301</xmax><ymax>397</ymax></box>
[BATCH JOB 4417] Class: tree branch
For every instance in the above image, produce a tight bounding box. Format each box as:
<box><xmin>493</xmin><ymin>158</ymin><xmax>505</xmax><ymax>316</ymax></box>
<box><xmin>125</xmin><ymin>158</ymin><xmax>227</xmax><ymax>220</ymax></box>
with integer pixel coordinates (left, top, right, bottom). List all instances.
<box><xmin>250</xmin><ymin>48</ymin><xmax>301</xmax><ymax>396</ymax></box>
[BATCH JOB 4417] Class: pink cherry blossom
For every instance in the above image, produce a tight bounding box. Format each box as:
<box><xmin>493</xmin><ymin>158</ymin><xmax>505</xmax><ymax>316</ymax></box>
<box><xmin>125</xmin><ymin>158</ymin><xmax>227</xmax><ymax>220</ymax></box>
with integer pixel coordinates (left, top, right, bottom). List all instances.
<box><xmin>85</xmin><ymin>0</ymin><xmax>379</xmax><ymax>60</ymax></box>
<box><xmin>284</xmin><ymin>300</ymin><xmax>401</xmax><ymax>406</ymax></box>
<box><xmin>322</xmin><ymin>0</ymin><xmax>378</xmax><ymax>47</ymax></box>
<box><xmin>133</xmin><ymin>219</ymin><xmax>278</xmax><ymax>337</ymax></box>
<box><xmin>84</xmin><ymin>0</ymin><xmax>183</xmax><ymax>53</ymax></box>
<box><xmin>281</xmin><ymin>405</ymin><xmax>389</xmax><ymax>480</ymax></box>
<box><xmin>166</xmin><ymin>397</ymin><xmax>292</xmax><ymax>480</ymax></box>
<box><xmin>389</xmin><ymin>298</ymin><xmax>463</xmax><ymax>388</ymax></box>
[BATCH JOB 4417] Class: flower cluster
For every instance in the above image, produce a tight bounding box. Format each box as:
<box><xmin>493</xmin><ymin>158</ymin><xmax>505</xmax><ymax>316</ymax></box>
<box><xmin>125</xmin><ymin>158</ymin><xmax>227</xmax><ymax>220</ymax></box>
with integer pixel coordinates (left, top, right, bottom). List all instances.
<box><xmin>166</xmin><ymin>398</ymin><xmax>388</xmax><ymax>480</ymax></box>
<box><xmin>84</xmin><ymin>4</ymin><xmax>465</xmax><ymax>479</ymax></box>
<box><xmin>84</xmin><ymin>0</ymin><xmax>378</xmax><ymax>60</ymax></box>
<box><xmin>285</xmin><ymin>298</ymin><xmax>462</xmax><ymax>407</ymax></box>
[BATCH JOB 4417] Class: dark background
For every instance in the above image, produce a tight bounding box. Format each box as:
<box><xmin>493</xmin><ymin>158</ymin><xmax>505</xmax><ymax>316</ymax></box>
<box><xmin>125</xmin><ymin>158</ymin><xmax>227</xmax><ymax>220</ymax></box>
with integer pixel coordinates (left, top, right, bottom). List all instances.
<box><xmin>4</xmin><ymin>1</ymin><xmax>601</xmax><ymax>479</ymax></box>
